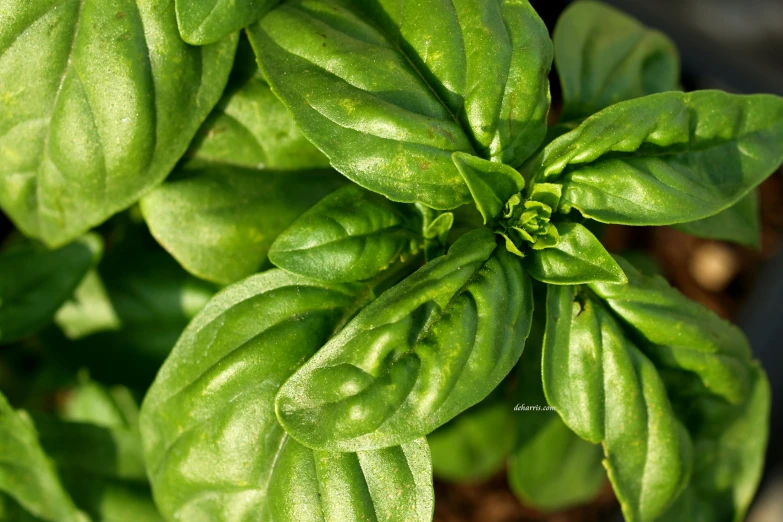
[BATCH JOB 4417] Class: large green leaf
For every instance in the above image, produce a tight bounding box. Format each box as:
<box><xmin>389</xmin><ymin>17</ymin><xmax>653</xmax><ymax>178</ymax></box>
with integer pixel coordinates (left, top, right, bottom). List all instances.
<box><xmin>553</xmin><ymin>0</ymin><xmax>679</xmax><ymax>121</ymax></box>
<box><xmin>0</xmin><ymin>393</ymin><xmax>88</xmax><ymax>522</ymax></box>
<box><xmin>589</xmin><ymin>256</ymin><xmax>753</xmax><ymax>405</ymax></box>
<box><xmin>427</xmin><ymin>391</ymin><xmax>515</xmax><ymax>483</ymax></box>
<box><xmin>140</xmin><ymin>270</ymin><xmax>433</xmax><ymax>522</ymax></box>
<box><xmin>658</xmin><ymin>365</ymin><xmax>770</xmax><ymax>522</ymax></box>
<box><xmin>590</xmin><ymin>257</ymin><xmax>768</xmax><ymax>521</ymax></box>
<box><xmin>536</xmin><ymin>91</ymin><xmax>783</xmax><ymax>226</ymax></box>
<box><xmin>54</xmin><ymin>247</ymin><xmax>215</xmax><ymax>388</ymax></box>
<box><xmin>141</xmin><ymin>166</ymin><xmax>344</xmax><ymax>284</ymax></box>
<box><xmin>0</xmin><ymin>0</ymin><xmax>237</xmax><ymax>247</ymax></box>
<box><xmin>552</xmin><ymin>2</ymin><xmax>762</xmax><ymax>248</ymax></box>
<box><xmin>542</xmin><ymin>285</ymin><xmax>692</xmax><ymax>522</ymax></box>
<box><xmin>176</xmin><ymin>0</ymin><xmax>278</xmax><ymax>45</ymax></box>
<box><xmin>270</xmin><ymin>185</ymin><xmax>422</xmax><ymax>283</ymax></box>
<box><xmin>673</xmin><ymin>191</ymin><xmax>761</xmax><ymax>248</ymax></box>
<box><xmin>523</xmin><ymin>222</ymin><xmax>626</xmax><ymax>285</ymax></box>
<box><xmin>0</xmin><ymin>234</ymin><xmax>102</xmax><ymax>344</ymax></box>
<box><xmin>248</xmin><ymin>0</ymin><xmax>552</xmax><ymax>208</ymax></box>
<box><xmin>276</xmin><ymin>229</ymin><xmax>532</xmax><ymax>451</ymax></box>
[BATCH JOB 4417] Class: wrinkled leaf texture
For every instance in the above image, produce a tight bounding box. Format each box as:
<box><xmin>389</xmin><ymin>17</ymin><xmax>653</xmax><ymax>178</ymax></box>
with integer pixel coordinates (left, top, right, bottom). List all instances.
<box><xmin>276</xmin><ymin>229</ymin><xmax>533</xmax><ymax>451</ymax></box>
<box><xmin>140</xmin><ymin>270</ymin><xmax>433</xmax><ymax>522</ymax></box>
<box><xmin>249</xmin><ymin>0</ymin><xmax>552</xmax><ymax>209</ymax></box>
<box><xmin>0</xmin><ymin>0</ymin><xmax>237</xmax><ymax>247</ymax></box>
<box><xmin>543</xmin><ymin>285</ymin><xmax>692</xmax><ymax>522</ymax></box>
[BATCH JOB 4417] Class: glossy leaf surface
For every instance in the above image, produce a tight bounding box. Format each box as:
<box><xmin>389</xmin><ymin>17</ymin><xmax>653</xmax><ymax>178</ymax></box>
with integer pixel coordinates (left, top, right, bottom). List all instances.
<box><xmin>0</xmin><ymin>234</ymin><xmax>102</xmax><ymax>344</ymax></box>
<box><xmin>0</xmin><ymin>0</ymin><xmax>237</xmax><ymax>247</ymax></box>
<box><xmin>537</xmin><ymin>91</ymin><xmax>783</xmax><ymax>226</ymax></box>
<box><xmin>249</xmin><ymin>0</ymin><xmax>552</xmax><ymax>208</ymax></box>
<box><xmin>523</xmin><ymin>222</ymin><xmax>626</xmax><ymax>285</ymax></box>
<box><xmin>0</xmin><ymin>393</ymin><xmax>87</xmax><ymax>522</ymax></box>
<box><xmin>590</xmin><ymin>256</ymin><xmax>753</xmax><ymax>405</ymax></box>
<box><xmin>452</xmin><ymin>152</ymin><xmax>525</xmax><ymax>224</ymax></box>
<box><xmin>554</xmin><ymin>0</ymin><xmax>679</xmax><ymax>121</ymax></box>
<box><xmin>428</xmin><ymin>391</ymin><xmax>515</xmax><ymax>483</ymax></box>
<box><xmin>176</xmin><ymin>0</ymin><xmax>278</xmax><ymax>45</ymax></box>
<box><xmin>140</xmin><ymin>270</ymin><xmax>433</xmax><ymax>522</ymax></box>
<box><xmin>673</xmin><ymin>191</ymin><xmax>761</xmax><ymax>248</ymax></box>
<box><xmin>543</xmin><ymin>285</ymin><xmax>691</xmax><ymax>522</ymax></box>
<box><xmin>270</xmin><ymin>185</ymin><xmax>422</xmax><ymax>283</ymax></box>
<box><xmin>276</xmin><ymin>229</ymin><xmax>533</xmax><ymax>451</ymax></box>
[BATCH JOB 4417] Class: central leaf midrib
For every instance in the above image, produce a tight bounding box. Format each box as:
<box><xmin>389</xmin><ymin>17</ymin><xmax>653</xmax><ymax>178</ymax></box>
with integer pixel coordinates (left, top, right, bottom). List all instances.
<box><xmin>33</xmin><ymin>0</ymin><xmax>85</xmax><ymax>233</ymax></box>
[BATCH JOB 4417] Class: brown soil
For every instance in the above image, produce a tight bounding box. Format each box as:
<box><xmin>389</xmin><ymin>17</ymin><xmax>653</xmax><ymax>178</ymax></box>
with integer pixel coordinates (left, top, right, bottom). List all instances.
<box><xmin>434</xmin><ymin>474</ymin><xmax>618</xmax><ymax>522</ymax></box>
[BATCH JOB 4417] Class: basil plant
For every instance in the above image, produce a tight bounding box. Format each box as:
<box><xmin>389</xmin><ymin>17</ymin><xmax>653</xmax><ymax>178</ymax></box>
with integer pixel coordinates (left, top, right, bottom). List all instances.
<box><xmin>0</xmin><ymin>1</ymin><xmax>780</xmax><ymax>522</ymax></box>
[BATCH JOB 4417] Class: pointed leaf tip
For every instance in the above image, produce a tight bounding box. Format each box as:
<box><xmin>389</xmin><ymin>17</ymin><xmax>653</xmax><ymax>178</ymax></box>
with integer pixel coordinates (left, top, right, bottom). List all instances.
<box><xmin>452</xmin><ymin>152</ymin><xmax>525</xmax><ymax>224</ymax></box>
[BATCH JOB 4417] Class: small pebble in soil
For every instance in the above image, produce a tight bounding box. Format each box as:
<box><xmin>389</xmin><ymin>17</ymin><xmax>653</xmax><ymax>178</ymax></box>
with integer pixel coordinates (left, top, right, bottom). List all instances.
<box><xmin>689</xmin><ymin>242</ymin><xmax>740</xmax><ymax>292</ymax></box>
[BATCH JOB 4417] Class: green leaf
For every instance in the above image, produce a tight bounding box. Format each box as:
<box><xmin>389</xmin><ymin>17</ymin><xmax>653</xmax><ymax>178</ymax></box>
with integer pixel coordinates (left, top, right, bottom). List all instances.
<box><xmin>187</xmin><ymin>36</ymin><xmax>330</xmax><ymax>171</ymax></box>
<box><xmin>139</xmin><ymin>270</ymin><xmax>433</xmax><ymax>522</ymax></box>
<box><xmin>176</xmin><ymin>0</ymin><xmax>278</xmax><ymax>45</ymax></box>
<box><xmin>141</xmin><ymin>166</ymin><xmax>345</xmax><ymax>284</ymax></box>
<box><xmin>542</xmin><ymin>285</ymin><xmax>692</xmax><ymax>522</ymax></box>
<box><xmin>0</xmin><ymin>393</ymin><xmax>88</xmax><ymax>522</ymax></box>
<box><xmin>554</xmin><ymin>0</ymin><xmax>680</xmax><ymax>121</ymax></box>
<box><xmin>507</xmin><ymin>308</ymin><xmax>605</xmax><ymax>511</ymax></box>
<box><xmin>269</xmin><ymin>185</ymin><xmax>423</xmax><ymax>283</ymax></box>
<box><xmin>673</xmin><ymin>191</ymin><xmax>761</xmax><ymax>248</ymax></box>
<box><xmin>590</xmin><ymin>258</ymin><xmax>768</xmax><ymax>521</ymax></box>
<box><xmin>509</xmin><ymin>411</ymin><xmax>605</xmax><ymax>512</ymax></box>
<box><xmin>427</xmin><ymin>392</ymin><xmax>515</xmax><ymax>483</ymax></box>
<box><xmin>419</xmin><ymin>208</ymin><xmax>455</xmax><ymax>261</ymax></box>
<box><xmin>40</xmin><ymin>379</ymin><xmax>162</xmax><ymax>521</ymax></box>
<box><xmin>248</xmin><ymin>0</ymin><xmax>552</xmax><ymax>208</ymax></box>
<box><xmin>452</xmin><ymin>152</ymin><xmax>525</xmax><ymax>224</ymax></box>
<box><xmin>536</xmin><ymin>91</ymin><xmax>783</xmax><ymax>227</ymax></box>
<box><xmin>34</xmin><ymin>413</ymin><xmax>163</xmax><ymax>522</ymax></box>
<box><xmin>523</xmin><ymin>222</ymin><xmax>626</xmax><ymax>284</ymax></box>
<box><xmin>276</xmin><ymin>229</ymin><xmax>533</xmax><ymax>451</ymax></box>
<box><xmin>589</xmin><ymin>256</ymin><xmax>753</xmax><ymax>405</ymax></box>
<box><xmin>0</xmin><ymin>0</ymin><xmax>237</xmax><ymax>247</ymax></box>
<box><xmin>0</xmin><ymin>234</ymin><xmax>102</xmax><ymax>344</ymax></box>
<box><xmin>60</xmin><ymin>379</ymin><xmax>139</xmax><ymax>429</ymax></box>
<box><xmin>53</xmin><ymin>246</ymin><xmax>215</xmax><ymax>388</ymax></box>
<box><xmin>658</xmin><ymin>365</ymin><xmax>770</xmax><ymax>522</ymax></box>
